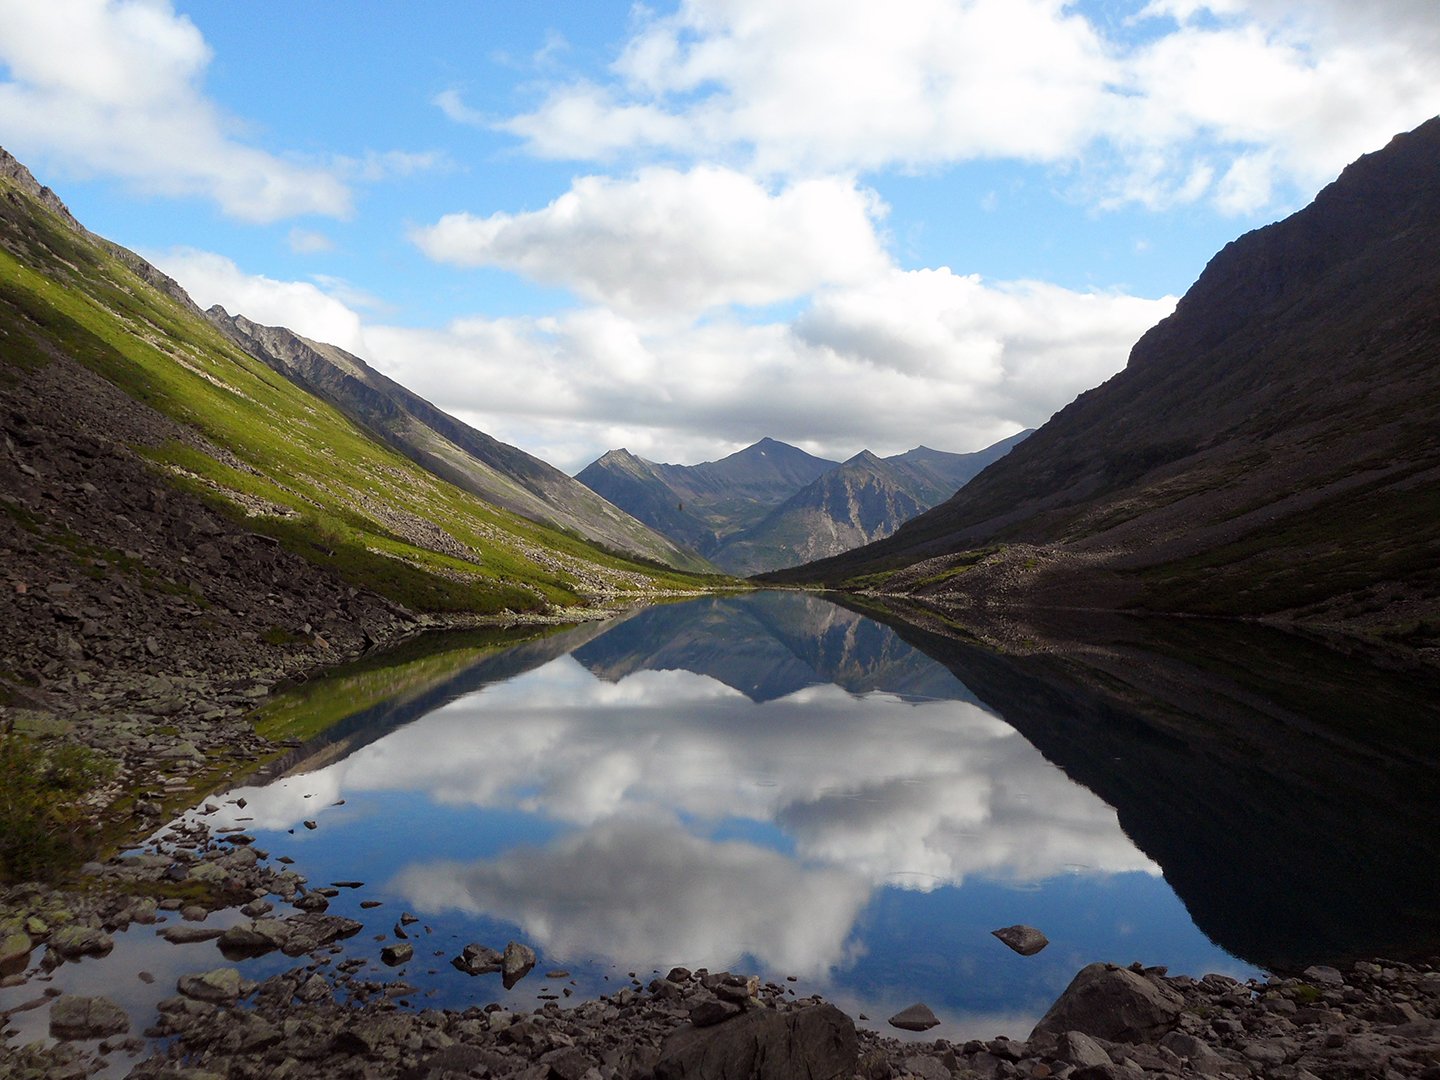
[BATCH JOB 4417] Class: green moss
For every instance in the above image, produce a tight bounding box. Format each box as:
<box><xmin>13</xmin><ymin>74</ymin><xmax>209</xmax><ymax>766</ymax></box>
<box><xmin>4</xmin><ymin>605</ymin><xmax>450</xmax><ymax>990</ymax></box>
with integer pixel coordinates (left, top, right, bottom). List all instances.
<box><xmin>0</xmin><ymin>734</ymin><xmax>117</xmax><ymax>882</ymax></box>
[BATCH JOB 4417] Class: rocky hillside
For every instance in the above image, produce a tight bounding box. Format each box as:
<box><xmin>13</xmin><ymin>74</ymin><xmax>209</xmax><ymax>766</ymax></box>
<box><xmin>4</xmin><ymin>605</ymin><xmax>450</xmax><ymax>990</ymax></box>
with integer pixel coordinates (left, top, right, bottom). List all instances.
<box><xmin>581</xmin><ymin>432</ymin><xmax>1029</xmax><ymax>575</ymax></box>
<box><xmin>576</xmin><ymin>438</ymin><xmax>838</xmax><ymax>557</ymax></box>
<box><xmin>771</xmin><ymin>118</ymin><xmax>1440</xmax><ymax>649</ymax></box>
<box><xmin>206</xmin><ymin>311</ymin><xmax>711</xmax><ymax>574</ymax></box>
<box><xmin>0</xmin><ymin>146</ymin><xmax>710</xmax><ymax>720</ymax></box>
<box><xmin>712</xmin><ymin>432</ymin><xmax>1031</xmax><ymax>574</ymax></box>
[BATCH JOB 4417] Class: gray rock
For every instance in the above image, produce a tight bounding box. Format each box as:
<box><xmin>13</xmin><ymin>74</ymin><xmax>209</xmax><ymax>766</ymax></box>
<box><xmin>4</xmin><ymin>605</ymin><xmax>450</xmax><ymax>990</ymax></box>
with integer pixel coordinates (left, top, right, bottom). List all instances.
<box><xmin>690</xmin><ymin>998</ymin><xmax>742</xmax><ymax>1027</ymax></box>
<box><xmin>48</xmin><ymin>994</ymin><xmax>129</xmax><ymax>1040</ymax></box>
<box><xmin>501</xmin><ymin>939</ymin><xmax>537</xmax><ymax>988</ymax></box>
<box><xmin>0</xmin><ymin>929</ymin><xmax>33</xmax><ymax>973</ymax></box>
<box><xmin>1303</xmin><ymin>965</ymin><xmax>1344</xmax><ymax>986</ymax></box>
<box><xmin>1057</xmin><ymin>1030</ymin><xmax>1113</xmax><ymax>1068</ymax></box>
<box><xmin>901</xmin><ymin>1055</ymin><xmax>952</xmax><ymax>1080</ymax></box>
<box><xmin>888</xmin><ymin>1002</ymin><xmax>941</xmax><ymax>1031</ymax></box>
<box><xmin>655</xmin><ymin>1002</ymin><xmax>857</xmax><ymax>1080</ymax></box>
<box><xmin>160</xmin><ymin>925</ymin><xmax>226</xmax><ymax>945</ymax></box>
<box><xmin>50</xmin><ymin>925</ymin><xmax>114</xmax><ymax>959</ymax></box>
<box><xmin>452</xmin><ymin>943</ymin><xmax>504</xmax><ymax>975</ymax></box>
<box><xmin>216</xmin><ymin>919</ymin><xmax>289</xmax><ymax>956</ymax></box>
<box><xmin>177</xmin><ymin>966</ymin><xmax>251</xmax><ymax>1003</ymax></box>
<box><xmin>380</xmin><ymin>942</ymin><xmax>413</xmax><ymax>966</ymax></box>
<box><xmin>992</xmin><ymin>924</ymin><xmax>1050</xmax><ymax>956</ymax></box>
<box><xmin>1031</xmin><ymin>962</ymin><xmax>1184</xmax><ymax>1043</ymax></box>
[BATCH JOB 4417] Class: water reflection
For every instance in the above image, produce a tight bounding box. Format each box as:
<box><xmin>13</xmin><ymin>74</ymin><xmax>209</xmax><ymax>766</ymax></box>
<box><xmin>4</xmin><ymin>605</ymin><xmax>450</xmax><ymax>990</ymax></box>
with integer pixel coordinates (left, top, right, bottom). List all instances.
<box><xmin>198</xmin><ymin>592</ymin><xmax>1246</xmax><ymax>1034</ymax></box>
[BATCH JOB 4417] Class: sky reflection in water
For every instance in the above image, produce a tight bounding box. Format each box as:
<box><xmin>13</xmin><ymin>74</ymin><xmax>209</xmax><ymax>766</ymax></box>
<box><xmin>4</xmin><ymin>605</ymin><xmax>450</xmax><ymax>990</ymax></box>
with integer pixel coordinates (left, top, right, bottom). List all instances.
<box><xmin>197</xmin><ymin>594</ymin><xmax>1257</xmax><ymax>1038</ymax></box>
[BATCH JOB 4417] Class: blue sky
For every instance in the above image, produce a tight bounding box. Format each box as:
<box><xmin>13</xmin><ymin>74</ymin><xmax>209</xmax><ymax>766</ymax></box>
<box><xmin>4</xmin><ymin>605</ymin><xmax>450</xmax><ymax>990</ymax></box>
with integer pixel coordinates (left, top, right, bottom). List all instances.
<box><xmin>2</xmin><ymin>1</ymin><xmax>1437</xmax><ymax>471</ymax></box>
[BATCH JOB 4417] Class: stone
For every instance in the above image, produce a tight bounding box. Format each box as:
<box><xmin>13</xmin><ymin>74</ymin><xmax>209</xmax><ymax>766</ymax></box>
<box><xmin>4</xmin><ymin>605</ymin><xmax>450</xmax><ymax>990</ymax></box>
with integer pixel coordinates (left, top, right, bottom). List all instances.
<box><xmin>50</xmin><ymin>925</ymin><xmax>114</xmax><ymax>959</ymax></box>
<box><xmin>177</xmin><ymin>967</ymin><xmax>251</xmax><ymax>1003</ymax></box>
<box><xmin>690</xmin><ymin>998</ymin><xmax>742</xmax><ymax>1027</ymax></box>
<box><xmin>888</xmin><ymin>1002</ymin><xmax>941</xmax><ymax>1031</ymax></box>
<box><xmin>48</xmin><ymin>994</ymin><xmax>129</xmax><ymax>1040</ymax></box>
<box><xmin>1303</xmin><ymin>965</ymin><xmax>1344</xmax><ymax>986</ymax></box>
<box><xmin>655</xmin><ymin>1002</ymin><xmax>857</xmax><ymax>1080</ymax></box>
<box><xmin>1057</xmin><ymin>1030</ymin><xmax>1114</xmax><ymax>1068</ymax></box>
<box><xmin>0</xmin><ymin>929</ymin><xmax>33</xmax><ymax>974</ymax></box>
<box><xmin>502</xmin><ymin>939</ymin><xmax>537</xmax><ymax>988</ymax></box>
<box><xmin>452</xmin><ymin>943</ymin><xmax>504</xmax><ymax>975</ymax></box>
<box><xmin>380</xmin><ymin>942</ymin><xmax>413</xmax><ymax>966</ymax></box>
<box><xmin>901</xmin><ymin>1055</ymin><xmax>952</xmax><ymax>1080</ymax></box>
<box><xmin>1031</xmin><ymin>963</ymin><xmax>1184</xmax><ymax>1043</ymax></box>
<box><xmin>217</xmin><ymin>919</ymin><xmax>289</xmax><ymax>956</ymax></box>
<box><xmin>993</xmin><ymin>924</ymin><xmax>1050</xmax><ymax>956</ymax></box>
<box><xmin>160</xmin><ymin>925</ymin><xmax>226</xmax><ymax>945</ymax></box>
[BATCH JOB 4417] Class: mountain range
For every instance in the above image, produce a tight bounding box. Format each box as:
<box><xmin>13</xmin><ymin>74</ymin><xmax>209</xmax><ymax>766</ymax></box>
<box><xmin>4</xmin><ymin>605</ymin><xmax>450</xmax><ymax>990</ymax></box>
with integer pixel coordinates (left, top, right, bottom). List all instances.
<box><xmin>576</xmin><ymin>430</ymin><xmax>1030</xmax><ymax>575</ymax></box>
<box><xmin>770</xmin><ymin>116</ymin><xmax>1440</xmax><ymax>649</ymax></box>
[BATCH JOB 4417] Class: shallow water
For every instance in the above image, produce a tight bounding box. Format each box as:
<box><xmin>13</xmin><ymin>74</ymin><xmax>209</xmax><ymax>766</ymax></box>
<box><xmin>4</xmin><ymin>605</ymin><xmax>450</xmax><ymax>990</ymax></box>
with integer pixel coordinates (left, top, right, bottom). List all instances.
<box><xmin>10</xmin><ymin>590</ymin><xmax>1440</xmax><ymax>1070</ymax></box>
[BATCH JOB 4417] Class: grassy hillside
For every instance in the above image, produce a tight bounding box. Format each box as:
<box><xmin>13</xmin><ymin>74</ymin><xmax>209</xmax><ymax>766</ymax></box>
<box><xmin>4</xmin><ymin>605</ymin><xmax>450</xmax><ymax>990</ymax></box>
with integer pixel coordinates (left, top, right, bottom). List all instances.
<box><xmin>0</xmin><ymin>164</ymin><xmax>717</xmax><ymax>616</ymax></box>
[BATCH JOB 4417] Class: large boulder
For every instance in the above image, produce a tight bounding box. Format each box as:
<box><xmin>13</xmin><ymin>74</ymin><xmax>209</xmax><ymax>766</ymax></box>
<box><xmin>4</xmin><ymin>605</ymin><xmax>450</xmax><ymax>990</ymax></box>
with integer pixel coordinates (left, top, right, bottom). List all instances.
<box><xmin>501</xmin><ymin>940</ymin><xmax>537</xmax><ymax>988</ymax></box>
<box><xmin>1031</xmin><ymin>963</ymin><xmax>1184</xmax><ymax>1043</ymax></box>
<box><xmin>655</xmin><ymin>1003</ymin><xmax>858</xmax><ymax>1080</ymax></box>
<box><xmin>48</xmin><ymin>994</ymin><xmax>129</xmax><ymax>1040</ymax></box>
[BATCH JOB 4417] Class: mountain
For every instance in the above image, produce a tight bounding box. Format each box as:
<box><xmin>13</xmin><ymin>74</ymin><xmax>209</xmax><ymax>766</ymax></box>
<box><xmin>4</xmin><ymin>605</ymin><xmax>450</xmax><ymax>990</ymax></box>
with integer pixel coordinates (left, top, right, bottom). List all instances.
<box><xmin>575</xmin><ymin>437</ymin><xmax>838</xmax><ymax>555</ymax></box>
<box><xmin>0</xmin><ymin>143</ymin><xmax>710</xmax><ymax>715</ymax></box>
<box><xmin>579</xmin><ymin>431</ymin><xmax>1030</xmax><ymax>575</ymax></box>
<box><xmin>205</xmin><ymin>311</ymin><xmax>711</xmax><ymax>574</ymax></box>
<box><xmin>712</xmin><ymin>432</ymin><xmax>1033</xmax><ymax>574</ymax></box>
<box><xmin>770</xmin><ymin>118</ymin><xmax>1440</xmax><ymax>646</ymax></box>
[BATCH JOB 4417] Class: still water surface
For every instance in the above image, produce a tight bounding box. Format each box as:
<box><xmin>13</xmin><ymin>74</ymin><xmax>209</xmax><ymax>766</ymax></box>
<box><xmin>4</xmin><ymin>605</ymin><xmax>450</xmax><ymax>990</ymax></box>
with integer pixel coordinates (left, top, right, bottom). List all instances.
<box><xmin>187</xmin><ymin>593</ymin><xmax>1256</xmax><ymax>1036</ymax></box>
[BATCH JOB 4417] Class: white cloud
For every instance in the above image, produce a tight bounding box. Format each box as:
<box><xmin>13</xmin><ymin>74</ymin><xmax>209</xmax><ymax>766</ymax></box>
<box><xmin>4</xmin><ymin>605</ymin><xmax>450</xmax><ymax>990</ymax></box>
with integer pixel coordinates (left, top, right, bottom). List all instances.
<box><xmin>155</xmin><ymin>244</ymin><xmax>1170</xmax><ymax>472</ymax></box>
<box><xmin>432</xmin><ymin>88</ymin><xmax>487</xmax><ymax>126</ymax></box>
<box><xmin>0</xmin><ymin>0</ymin><xmax>351</xmax><ymax>221</ymax></box>
<box><xmin>413</xmin><ymin>167</ymin><xmax>891</xmax><ymax>316</ymax></box>
<box><xmin>287</xmin><ymin>228</ymin><xmax>334</xmax><ymax>254</ymax></box>
<box><xmin>394</xmin><ymin>818</ymin><xmax>871</xmax><ymax>977</ymax></box>
<box><xmin>151</xmin><ymin>247</ymin><xmax>369</xmax><ymax>355</ymax></box>
<box><xmin>499</xmin><ymin>0</ymin><xmax>1440</xmax><ymax>214</ymax></box>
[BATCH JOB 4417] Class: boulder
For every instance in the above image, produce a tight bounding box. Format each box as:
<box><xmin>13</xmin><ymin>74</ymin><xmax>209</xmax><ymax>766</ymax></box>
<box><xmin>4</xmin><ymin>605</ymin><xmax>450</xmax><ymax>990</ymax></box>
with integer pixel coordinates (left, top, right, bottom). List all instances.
<box><xmin>48</xmin><ymin>994</ymin><xmax>129</xmax><ymax>1040</ymax></box>
<box><xmin>177</xmin><ymin>966</ymin><xmax>252</xmax><ymax>1004</ymax></box>
<box><xmin>380</xmin><ymin>942</ymin><xmax>413</xmax><ymax>966</ymax></box>
<box><xmin>50</xmin><ymin>925</ymin><xmax>113</xmax><ymax>959</ymax></box>
<box><xmin>0</xmin><ymin>929</ymin><xmax>33</xmax><ymax>974</ymax></box>
<box><xmin>501</xmin><ymin>940</ymin><xmax>536</xmax><ymax>988</ymax></box>
<box><xmin>452</xmin><ymin>943</ymin><xmax>504</xmax><ymax>976</ymax></box>
<box><xmin>888</xmin><ymin>1002</ymin><xmax>941</xmax><ymax>1032</ymax></box>
<box><xmin>1031</xmin><ymin>963</ymin><xmax>1183</xmax><ymax>1043</ymax></box>
<box><xmin>992</xmin><ymin>924</ymin><xmax>1049</xmax><ymax>956</ymax></box>
<box><xmin>655</xmin><ymin>1003</ymin><xmax>857</xmax><ymax>1080</ymax></box>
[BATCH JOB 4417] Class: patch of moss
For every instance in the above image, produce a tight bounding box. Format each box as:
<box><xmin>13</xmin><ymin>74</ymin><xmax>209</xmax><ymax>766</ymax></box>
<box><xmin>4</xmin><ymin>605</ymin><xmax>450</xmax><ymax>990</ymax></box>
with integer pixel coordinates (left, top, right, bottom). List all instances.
<box><xmin>0</xmin><ymin>734</ymin><xmax>116</xmax><ymax>882</ymax></box>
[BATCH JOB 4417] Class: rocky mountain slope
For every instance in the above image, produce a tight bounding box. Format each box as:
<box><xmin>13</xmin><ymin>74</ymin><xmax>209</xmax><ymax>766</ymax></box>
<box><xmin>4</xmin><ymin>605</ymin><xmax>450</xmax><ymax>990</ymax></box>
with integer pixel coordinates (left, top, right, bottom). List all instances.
<box><xmin>206</xmin><ymin>311</ymin><xmax>711</xmax><ymax>574</ymax></box>
<box><xmin>712</xmin><ymin>432</ymin><xmax>1031</xmax><ymax>574</ymax></box>
<box><xmin>771</xmin><ymin>118</ymin><xmax>1440</xmax><ymax>650</ymax></box>
<box><xmin>580</xmin><ymin>431</ymin><xmax>1029</xmax><ymax>574</ymax></box>
<box><xmin>0</xmin><ymin>145</ymin><xmax>708</xmax><ymax>724</ymax></box>
<box><xmin>576</xmin><ymin>438</ymin><xmax>838</xmax><ymax>556</ymax></box>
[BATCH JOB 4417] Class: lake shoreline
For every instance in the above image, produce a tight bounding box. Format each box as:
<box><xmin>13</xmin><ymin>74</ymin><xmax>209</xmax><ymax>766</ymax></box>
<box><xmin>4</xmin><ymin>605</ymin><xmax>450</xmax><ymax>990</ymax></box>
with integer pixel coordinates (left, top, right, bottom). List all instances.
<box><xmin>3</xmin><ymin>815</ymin><xmax>1437</xmax><ymax>1077</ymax></box>
<box><xmin>4</xmin><ymin>598</ymin><xmax>1439</xmax><ymax>1076</ymax></box>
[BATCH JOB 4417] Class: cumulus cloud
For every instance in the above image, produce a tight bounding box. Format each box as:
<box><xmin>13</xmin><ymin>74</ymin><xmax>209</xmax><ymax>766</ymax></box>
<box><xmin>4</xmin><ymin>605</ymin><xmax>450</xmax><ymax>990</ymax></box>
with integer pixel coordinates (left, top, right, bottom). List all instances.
<box><xmin>500</xmin><ymin>0</ymin><xmax>1440</xmax><ymax>213</ymax></box>
<box><xmin>394</xmin><ymin>818</ymin><xmax>871</xmax><ymax>977</ymax></box>
<box><xmin>0</xmin><ymin>0</ymin><xmax>351</xmax><ymax>221</ymax></box>
<box><xmin>413</xmin><ymin>167</ymin><xmax>891</xmax><ymax>316</ymax></box>
<box><xmin>150</xmin><ymin>248</ymin><xmax>369</xmax><ymax>355</ymax></box>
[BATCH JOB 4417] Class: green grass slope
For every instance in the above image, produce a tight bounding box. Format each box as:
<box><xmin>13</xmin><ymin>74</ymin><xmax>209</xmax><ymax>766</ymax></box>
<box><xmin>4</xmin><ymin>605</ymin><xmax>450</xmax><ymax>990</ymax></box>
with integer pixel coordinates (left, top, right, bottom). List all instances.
<box><xmin>0</xmin><ymin>154</ymin><xmax>716</xmax><ymax>615</ymax></box>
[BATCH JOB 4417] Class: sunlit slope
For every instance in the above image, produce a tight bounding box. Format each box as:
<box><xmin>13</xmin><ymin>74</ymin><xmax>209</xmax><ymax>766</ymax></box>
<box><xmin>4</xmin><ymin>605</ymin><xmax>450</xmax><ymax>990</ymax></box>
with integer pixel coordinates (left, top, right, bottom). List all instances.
<box><xmin>0</xmin><ymin>157</ymin><xmax>711</xmax><ymax>614</ymax></box>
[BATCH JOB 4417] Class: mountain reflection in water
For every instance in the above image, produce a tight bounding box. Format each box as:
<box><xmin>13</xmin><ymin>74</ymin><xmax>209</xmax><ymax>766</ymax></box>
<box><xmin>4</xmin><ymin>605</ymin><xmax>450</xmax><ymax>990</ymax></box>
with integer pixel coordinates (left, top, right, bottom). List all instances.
<box><xmin>193</xmin><ymin>592</ymin><xmax>1439</xmax><ymax>1034</ymax></box>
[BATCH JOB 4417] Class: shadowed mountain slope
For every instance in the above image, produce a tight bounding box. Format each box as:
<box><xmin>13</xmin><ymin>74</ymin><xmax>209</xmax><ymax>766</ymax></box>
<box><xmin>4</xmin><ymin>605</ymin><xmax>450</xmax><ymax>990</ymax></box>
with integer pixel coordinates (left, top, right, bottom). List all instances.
<box><xmin>205</xmin><ymin>311</ymin><xmax>712</xmax><ymax>574</ymax></box>
<box><xmin>770</xmin><ymin>118</ymin><xmax>1440</xmax><ymax>645</ymax></box>
<box><xmin>576</xmin><ymin>438</ymin><xmax>838</xmax><ymax>556</ymax></box>
<box><xmin>713</xmin><ymin>431</ymin><xmax>1032</xmax><ymax>574</ymax></box>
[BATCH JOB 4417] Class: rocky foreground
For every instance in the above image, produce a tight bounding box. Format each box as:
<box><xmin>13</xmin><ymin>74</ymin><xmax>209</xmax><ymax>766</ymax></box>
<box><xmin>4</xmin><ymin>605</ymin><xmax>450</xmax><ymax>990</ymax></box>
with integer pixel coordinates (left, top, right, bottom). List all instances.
<box><xmin>2</xmin><ymin>817</ymin><xmax>1437</xmax><ymax>1079</ymax></box>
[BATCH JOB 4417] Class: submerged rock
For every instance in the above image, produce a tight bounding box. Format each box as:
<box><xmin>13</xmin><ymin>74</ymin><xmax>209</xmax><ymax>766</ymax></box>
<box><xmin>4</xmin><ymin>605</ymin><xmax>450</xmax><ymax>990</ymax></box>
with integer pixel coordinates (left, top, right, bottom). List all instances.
<box><xmin>48</xmin><ymin>994</ymin><xmax>129</xmax><ymax>1040</ymax></box>
<box><xmin>888</xmin><ymin>1002</ymin><xmax>941</xmax><ymax>1031</ymax></box>
<box><xmin>992</xmin><ymin>923</ymin><xmax>1049</xmax><ymax>956</ymax></box>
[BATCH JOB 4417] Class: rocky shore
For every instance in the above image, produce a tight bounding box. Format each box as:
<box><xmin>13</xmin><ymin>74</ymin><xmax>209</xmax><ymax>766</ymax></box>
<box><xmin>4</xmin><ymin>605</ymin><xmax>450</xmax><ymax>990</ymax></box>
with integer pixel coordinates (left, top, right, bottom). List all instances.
<box><xmin>2</xmin><ymin>812</ymin><xmax>1436</xmax><ymax>1079</ymax></box>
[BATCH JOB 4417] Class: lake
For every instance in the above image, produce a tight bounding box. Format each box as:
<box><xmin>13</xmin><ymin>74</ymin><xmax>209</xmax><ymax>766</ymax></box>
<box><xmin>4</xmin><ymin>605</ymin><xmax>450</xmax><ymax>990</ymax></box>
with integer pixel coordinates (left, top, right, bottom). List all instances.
<box><xmin>7</xmin><ymin>590</ymin><xmax>1439</xmax><ymax>1064</ymax></box>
